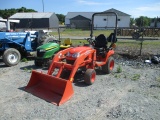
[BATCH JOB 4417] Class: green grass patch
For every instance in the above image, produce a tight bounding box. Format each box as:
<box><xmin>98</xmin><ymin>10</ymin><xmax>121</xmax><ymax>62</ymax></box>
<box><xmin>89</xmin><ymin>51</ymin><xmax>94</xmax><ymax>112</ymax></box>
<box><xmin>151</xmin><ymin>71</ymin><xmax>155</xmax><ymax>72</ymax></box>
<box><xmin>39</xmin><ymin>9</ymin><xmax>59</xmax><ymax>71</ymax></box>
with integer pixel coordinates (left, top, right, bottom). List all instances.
<box><xmin>50</xmin><ymin>29</ymin><xmax>113</xmax><ymax>37</ymax></box>
<box><xmin>21</xmin><ymin>58</ymin><xmax>28</xmax><ymax>62</ymax></box>
<box><xmin>23</xmin><ymin>68</ymin><xmax>33</xmax><ymax>73</ymax></box>
<box><xmin>116</xmin><ymin>40</ymin><xmax>160</xmax><ymax>50</ymax></box>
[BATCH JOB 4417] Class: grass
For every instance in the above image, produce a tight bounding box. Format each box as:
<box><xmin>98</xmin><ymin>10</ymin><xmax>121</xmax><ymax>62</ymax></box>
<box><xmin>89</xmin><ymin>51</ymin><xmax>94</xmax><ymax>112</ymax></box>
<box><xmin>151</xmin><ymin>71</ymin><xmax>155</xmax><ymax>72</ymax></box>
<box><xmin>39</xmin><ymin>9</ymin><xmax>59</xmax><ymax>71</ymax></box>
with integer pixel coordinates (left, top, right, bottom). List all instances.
<box><xmin>50</xmin><ymin>29</ymin><xmax>160</xmax><ymax>48</ymax></box>
<box><xmin>131</xmin><ymin>74</ymin><xmax>141</xmax><ymax>81</ymax></box>
<box><xmin>116</xmin><ymin>40</ymin><xmax>160</xmax><ymax>48</ymax></box>
<box><xmin>50</xmin><ymin>29</ymin><xmax>114</xmax><ymax>37</ymax></box>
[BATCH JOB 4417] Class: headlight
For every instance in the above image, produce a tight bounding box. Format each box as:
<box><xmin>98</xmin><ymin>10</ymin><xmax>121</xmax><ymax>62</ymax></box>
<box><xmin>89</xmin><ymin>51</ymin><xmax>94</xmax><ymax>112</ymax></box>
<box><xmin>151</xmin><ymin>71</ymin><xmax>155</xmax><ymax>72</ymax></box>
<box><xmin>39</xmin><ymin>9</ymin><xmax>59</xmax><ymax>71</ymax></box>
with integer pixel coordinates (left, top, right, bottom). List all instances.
<box><xmin>72</xmin><ymin>53</ymin><xmax>80</xmax><ymax>58</ymax></box>
<box><xmin>39</xmin><ymin>49</ymin><xmax>46</xmax><ymax>52</ymax></box>
<box><xmin>58</xmin><ymin>53</ymin><xmax>62</xmax><ymax>58</ymax></box>
<box><xmin>66</xmin><ymin>52</ymin><xmax>71</xmax><ymax>57</ymax></box>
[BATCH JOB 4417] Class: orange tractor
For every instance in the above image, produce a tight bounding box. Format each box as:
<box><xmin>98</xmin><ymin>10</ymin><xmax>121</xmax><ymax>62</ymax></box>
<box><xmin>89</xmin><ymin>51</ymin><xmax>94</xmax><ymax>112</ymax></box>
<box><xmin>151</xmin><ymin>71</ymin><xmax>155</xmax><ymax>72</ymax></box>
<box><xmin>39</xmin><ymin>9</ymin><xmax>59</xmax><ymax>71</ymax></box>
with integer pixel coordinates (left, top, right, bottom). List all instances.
<box><xmin>25</xmin><ymin>12</ymin><xmax>118</xmax><ymax>106</ymax></box>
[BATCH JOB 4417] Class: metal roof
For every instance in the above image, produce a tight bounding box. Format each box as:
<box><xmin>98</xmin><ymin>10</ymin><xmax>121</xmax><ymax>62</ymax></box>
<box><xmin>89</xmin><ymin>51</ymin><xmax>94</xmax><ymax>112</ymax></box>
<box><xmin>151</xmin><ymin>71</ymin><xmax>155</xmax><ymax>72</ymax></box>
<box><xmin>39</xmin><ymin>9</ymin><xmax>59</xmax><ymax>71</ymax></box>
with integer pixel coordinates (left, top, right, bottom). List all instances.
<box><xmin>66</xmin><ymin>12</ymin><xmax>95</xmax><ymax>19</ymax></box>
<box><xmin>104</xmin><ymin>8</ymin><xmax>130</xmax><ymax>16</ymax></box>
<box><xmin>66</xmin><ymin>8</ymin><xmax>130</xmax><ymax>19</ymax></box>
<box><xmin>9</xmin><ymin>12</ymin><xmax>55</xmax><ymax>19</ymax></box>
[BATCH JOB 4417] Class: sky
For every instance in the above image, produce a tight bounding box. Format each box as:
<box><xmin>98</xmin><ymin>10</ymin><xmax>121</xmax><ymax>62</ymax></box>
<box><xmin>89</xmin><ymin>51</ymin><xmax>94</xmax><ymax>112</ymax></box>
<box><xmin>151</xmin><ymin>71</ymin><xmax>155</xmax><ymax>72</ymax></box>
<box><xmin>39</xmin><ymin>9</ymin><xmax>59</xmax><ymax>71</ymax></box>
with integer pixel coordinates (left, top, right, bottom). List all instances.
<box><xmin>0</xmin><ymin>0</ymin><xmax>160</xmax><ymax>18</ymax></box>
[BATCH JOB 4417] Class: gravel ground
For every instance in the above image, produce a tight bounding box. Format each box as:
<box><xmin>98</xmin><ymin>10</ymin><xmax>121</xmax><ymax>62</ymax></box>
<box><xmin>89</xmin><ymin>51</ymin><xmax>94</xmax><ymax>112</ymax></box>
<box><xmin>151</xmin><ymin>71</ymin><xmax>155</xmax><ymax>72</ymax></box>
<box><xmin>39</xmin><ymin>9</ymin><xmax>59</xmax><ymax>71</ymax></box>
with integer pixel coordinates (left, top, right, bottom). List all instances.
<box><xmin>0</xmin><ymin>55</ymin><xmax>160</xmax><ymax>120</ymax></box>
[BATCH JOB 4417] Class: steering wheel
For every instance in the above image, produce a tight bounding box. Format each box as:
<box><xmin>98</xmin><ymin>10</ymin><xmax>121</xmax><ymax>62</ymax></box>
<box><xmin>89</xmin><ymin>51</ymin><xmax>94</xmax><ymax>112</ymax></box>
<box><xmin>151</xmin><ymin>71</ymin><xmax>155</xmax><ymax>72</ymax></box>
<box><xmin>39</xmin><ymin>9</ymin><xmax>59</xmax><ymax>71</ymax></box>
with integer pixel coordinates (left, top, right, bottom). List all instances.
<box><xmin>86</xmin><ymin>38</ymin><xmax>95</xmax><ymax>46</ymax></box>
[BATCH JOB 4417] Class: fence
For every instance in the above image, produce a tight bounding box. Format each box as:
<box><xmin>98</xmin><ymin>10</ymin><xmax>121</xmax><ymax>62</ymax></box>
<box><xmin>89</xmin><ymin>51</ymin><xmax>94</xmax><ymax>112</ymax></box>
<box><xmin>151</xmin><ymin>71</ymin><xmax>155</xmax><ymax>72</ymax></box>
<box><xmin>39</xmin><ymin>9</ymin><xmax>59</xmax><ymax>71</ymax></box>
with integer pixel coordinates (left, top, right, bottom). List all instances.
<box><xmin>117</xmin><ymin>27</ymin><xmax>160</xmax><ymax>37</ymax></box>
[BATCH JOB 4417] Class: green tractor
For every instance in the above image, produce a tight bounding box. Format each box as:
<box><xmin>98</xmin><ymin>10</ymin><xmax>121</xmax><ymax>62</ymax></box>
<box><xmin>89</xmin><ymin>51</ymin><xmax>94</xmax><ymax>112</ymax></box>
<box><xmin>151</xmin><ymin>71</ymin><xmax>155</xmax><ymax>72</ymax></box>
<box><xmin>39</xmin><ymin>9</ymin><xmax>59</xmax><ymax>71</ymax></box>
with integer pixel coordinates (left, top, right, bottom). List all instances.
<box><xmin>34</xmin><ymin>40</ymin><xmax>60</xmax><ymax>67</ymax></box>
<box><xmin>34</xmin><ymin>28</ymin><xmax>73</xmax><ymax>67</ymax></box>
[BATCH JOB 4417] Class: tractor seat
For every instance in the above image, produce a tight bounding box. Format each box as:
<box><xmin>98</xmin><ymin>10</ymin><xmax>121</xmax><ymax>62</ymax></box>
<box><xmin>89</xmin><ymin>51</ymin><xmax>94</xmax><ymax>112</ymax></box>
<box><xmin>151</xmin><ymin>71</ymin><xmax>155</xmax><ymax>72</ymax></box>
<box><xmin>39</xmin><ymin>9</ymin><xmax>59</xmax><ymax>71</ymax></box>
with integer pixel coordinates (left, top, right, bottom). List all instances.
<box><xmin>94</xmin><ymin>34</ymin><xmax>108</xmax><ymax>57</ymax></box>
<box><xmin>94</xmin><ymin>34</ymin><xmax>107</xmax><ymax>50</ymax></box>
<box><xmin>60</xmin><ymin>38</ymin><xmax>72</xmax><ymax>49</ymax></box>
<box><xmin>107</xmin><ymin>33</ymin><xmax>117</xmax><ymax>43</ymax></box>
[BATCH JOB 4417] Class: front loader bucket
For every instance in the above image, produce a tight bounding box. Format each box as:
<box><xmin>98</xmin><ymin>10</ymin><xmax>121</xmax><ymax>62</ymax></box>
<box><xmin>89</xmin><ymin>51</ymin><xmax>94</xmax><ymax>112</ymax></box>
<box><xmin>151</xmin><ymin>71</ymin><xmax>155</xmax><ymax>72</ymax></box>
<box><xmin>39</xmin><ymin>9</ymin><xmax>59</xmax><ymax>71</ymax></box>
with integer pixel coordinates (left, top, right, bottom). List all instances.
<box><xmin>25</xmin><ymin>70</ymin><xmax>74</xmax><ymax>106</ymax></box>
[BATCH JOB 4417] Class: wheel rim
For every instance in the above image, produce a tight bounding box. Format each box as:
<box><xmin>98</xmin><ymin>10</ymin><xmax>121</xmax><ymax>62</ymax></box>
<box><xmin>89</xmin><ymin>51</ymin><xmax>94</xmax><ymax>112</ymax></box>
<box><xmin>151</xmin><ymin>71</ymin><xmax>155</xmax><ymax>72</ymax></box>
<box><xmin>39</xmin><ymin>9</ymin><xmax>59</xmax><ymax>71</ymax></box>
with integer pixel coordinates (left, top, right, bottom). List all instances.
<box><xmin>91</xmin><ymin>72</ymin><xmax>96</xmax><ymax>83</ymax></box>
<box><xmin>8</xmin><ymin>53</ymin><xmax>19</xmax><ymax>63</ymax></box>
<box><xmin>109</xmin><ymin>60</ymin><xmax>114</xmax><ymax>70</ymax></box>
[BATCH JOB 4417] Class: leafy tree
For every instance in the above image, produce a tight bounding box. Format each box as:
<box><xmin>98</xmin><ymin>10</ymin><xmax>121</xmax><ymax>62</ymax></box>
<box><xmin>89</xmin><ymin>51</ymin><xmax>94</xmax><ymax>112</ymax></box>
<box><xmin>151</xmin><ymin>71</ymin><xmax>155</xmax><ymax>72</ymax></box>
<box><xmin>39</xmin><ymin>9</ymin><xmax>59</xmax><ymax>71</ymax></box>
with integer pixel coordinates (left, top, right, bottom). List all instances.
<box><xmin>135</xmin><ymin>16</ymin><xmax>151</xmax><ymax>27</ymax></box>
<box><xmin>130</xmin><ymin>18</ymin><xmax>135</xmax><ymax>27</ymax></box>
<box><xmin>56</xmin><ymin>14</ymin><xmax>65</xmax><ymax>24</ymax></box>
<box><xmin>0</xmin><ymin>7</ymin><xmax>37</xmax><ymax>19</ymax></box>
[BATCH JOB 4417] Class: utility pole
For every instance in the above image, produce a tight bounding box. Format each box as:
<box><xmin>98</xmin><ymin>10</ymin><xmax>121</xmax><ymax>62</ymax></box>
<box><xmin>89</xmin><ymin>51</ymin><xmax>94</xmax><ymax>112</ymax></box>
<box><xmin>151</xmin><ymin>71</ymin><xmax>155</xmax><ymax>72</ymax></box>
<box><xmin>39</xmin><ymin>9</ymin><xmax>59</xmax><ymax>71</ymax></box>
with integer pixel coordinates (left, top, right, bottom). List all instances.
<box><xmin>42</xmin><ymin>0</ymin><xmax>44</xmax><ymax>12</ymax></box>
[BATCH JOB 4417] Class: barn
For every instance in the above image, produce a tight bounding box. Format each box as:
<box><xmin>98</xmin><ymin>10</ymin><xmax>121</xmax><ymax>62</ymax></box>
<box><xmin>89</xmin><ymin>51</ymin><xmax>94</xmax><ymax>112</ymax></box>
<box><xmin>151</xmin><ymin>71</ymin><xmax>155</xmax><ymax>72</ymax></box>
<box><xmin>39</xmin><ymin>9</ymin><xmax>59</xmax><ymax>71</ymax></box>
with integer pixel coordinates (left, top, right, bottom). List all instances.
<box><xmin>65</xmin><ymin>12</ymin><xmax>95</xmax><ymax>29</ymax></box>
<box><xmin>101</xmin><ymin>8</ymin><xmax>131</xmax><ymax>28</ymax></box>
<box><xmin>65</xmin><ymin>8</ymin><xmax>130</xmax><ymax>29</ymax></box>
<box><xmin>70</xmin><ymin>15</ymin><xmax>91</xmax><ymax>29</ymax></box>
<box><xmin>9</xmin><ymin>12</ymin><xmax>59</xmax><ymax>30</ymax></box>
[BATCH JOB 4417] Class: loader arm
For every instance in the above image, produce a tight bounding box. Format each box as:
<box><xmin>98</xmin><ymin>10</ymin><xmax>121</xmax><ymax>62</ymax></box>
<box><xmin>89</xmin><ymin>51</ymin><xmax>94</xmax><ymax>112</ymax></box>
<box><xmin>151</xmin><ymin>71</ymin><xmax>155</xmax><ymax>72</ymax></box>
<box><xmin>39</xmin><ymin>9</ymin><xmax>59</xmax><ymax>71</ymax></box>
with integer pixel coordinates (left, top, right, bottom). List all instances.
<box><xmin>68</xmin><ymin>49</ymin><xmax>96</xmax><ymax>82</ymax></box>
<box><xmin>47</xmin><ymin>47</ymin><xmax>73</xmax><ymax>75</ymax></box>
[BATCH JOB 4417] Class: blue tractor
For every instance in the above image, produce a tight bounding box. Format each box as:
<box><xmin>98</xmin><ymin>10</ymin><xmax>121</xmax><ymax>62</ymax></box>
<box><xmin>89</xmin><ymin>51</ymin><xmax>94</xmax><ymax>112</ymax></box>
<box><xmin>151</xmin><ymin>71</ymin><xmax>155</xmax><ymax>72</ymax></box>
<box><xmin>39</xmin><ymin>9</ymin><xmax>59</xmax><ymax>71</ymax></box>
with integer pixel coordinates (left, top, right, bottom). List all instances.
<box><xmin>0</xmin><ymin>31</ymin><xmax>57</xmax><ymax>66</ymax></box>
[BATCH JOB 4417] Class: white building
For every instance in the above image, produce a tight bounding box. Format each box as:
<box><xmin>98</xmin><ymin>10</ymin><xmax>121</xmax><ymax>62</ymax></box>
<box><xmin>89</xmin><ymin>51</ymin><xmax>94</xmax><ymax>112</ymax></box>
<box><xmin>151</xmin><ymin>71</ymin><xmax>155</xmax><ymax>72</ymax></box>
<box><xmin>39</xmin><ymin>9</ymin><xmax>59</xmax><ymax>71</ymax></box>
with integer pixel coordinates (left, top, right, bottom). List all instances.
<box><xmin>65</xmin><ymin>8</ymin><xmax>131</xmax><ymax>29</ymax></box>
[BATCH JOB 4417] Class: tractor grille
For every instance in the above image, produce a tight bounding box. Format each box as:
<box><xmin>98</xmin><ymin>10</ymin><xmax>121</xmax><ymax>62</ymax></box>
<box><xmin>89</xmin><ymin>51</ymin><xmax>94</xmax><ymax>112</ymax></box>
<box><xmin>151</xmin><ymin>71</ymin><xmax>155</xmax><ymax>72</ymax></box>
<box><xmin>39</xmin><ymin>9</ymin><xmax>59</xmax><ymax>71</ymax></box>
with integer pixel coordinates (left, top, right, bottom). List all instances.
<box><xmin>37</xmin><ymin>49</ymin><xmax>46</xmax><ymax>57</ymax></box>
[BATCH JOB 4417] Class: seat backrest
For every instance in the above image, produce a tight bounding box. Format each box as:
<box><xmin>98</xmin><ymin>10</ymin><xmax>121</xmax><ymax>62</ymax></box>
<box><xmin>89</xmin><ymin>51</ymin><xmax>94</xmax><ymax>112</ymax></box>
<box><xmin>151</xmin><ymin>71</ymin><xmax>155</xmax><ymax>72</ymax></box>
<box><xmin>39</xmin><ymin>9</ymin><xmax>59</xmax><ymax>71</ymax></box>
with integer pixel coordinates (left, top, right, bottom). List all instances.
<box><xmin>95</xmin><ymin>34</ymin><xmax>107</xmax><ymax>48</ymax></box>
<box><xmin>64</xmin><ymin>38</ymin><xmax>72</xmax><ymax>45</ymax></box>
<box><xmin>107</xmin><ymin>33</ymin><xmax>117</xmax><ymax>42</ymax></box>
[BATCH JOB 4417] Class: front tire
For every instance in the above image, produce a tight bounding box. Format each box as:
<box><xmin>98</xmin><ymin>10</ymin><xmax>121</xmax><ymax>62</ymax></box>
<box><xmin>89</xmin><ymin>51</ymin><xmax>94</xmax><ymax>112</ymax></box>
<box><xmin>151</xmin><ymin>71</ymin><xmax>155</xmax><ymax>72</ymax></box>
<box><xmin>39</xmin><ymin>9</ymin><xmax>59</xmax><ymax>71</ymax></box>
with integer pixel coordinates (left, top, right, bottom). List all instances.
<box><xmin>84</xmin><ymin>69</ymin><xmax>96</xmax><ymax>85</ymax></box>
<box><xmin>34</xmin><ymin>60</ymin><xmax>42</xmax><ymax>67</ymax></box>
<box><xmin>2</xmin><ymin>48</ymin><xmax>21</xmax><ymax>67</ymax></box>
<box><xmin>102</xmin><ymin>56</ymin><xmax>114</xmax><ymax>74</ymax></box>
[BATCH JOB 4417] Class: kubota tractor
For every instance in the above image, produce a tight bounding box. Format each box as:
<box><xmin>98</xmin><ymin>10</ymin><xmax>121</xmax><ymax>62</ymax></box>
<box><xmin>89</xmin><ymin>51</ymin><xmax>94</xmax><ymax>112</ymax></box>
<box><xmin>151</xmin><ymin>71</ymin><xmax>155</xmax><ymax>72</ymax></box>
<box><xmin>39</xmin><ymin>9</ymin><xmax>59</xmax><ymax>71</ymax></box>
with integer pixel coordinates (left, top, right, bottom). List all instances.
<box><xmin>25</xmin><ymin>12</ymin><xmax>118</xmax><ymax>106</ymax></box>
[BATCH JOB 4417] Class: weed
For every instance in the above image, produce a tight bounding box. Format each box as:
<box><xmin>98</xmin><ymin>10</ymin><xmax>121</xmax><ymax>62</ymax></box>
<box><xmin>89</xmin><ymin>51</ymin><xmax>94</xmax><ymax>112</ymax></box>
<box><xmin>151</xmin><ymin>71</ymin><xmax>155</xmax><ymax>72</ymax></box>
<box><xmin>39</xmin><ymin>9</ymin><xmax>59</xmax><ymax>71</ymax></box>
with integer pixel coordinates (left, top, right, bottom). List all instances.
<box><xmin>124</xmin><ymin>74</ymin><xmax>127</xmax><ymax>79</ymax></box>
<box><xmin>23</xmin><ymin>68</ymin><xmax>33</xmax><ymax>73</ymax></box>
<box><xmin>153</xmin><ymin>95</ymin><xmax>159</xmax><ymax>99</ymax></box>
<box><xmin>24</xmin><ymin>68</ymin><xmax>28</xmax><ymax>72</ymax></box>
<box><xmin>117</xmin><ymin>65</ymin><xmax>122</xmax><ymax>73</ymax></box>
<box><xmin>21</xmin><ymin>58</ymin><xmax>28</xmax><ymax>62</ymax></box>
<box><xmin>128</xmin><ymin>89</ymin><xmax>135</xmax><ymax>92</ymax></box>
<box><xmin>29</xmin><ymin>68</ymin><xmax>33</xmax><ymax>73</ymax></box>
<box><xmin>114</xmin><ymin>74</ymin><xmax>121</xmax><ymax>78</ymax></box>
<box><xmin>156</xmin><ymin>77</ymin><xmax>160</xmax><ymax>82</ymax></box>
<box><xmin>131</xmin><ymin>74</ymin><xmax>140</xmax><ymax>81</ymax></box>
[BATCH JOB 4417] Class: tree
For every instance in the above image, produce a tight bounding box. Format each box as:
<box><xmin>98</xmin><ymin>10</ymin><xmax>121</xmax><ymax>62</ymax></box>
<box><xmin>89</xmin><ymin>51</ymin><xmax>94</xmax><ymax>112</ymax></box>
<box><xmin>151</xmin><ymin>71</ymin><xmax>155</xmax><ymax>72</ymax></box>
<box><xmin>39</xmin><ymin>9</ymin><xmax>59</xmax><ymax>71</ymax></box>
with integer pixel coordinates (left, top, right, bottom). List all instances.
<box><xmin>135</xmin><ymin>16</ymin><xmax>151</xmax><ymax>27</ymax></box>
<box><xmin>130</xmin><ymin>18</ymin><xmax>135</xmax><ymax>27</ymax></box>
<box><xmin>56</xmin><ymin>14</ymin><xmax>65</xmax><ymax>24</ymax></box>
<box><xmin>0</xmin><ymin>7</ymin><xmax>37</xmax><ymax>19</ymax></box>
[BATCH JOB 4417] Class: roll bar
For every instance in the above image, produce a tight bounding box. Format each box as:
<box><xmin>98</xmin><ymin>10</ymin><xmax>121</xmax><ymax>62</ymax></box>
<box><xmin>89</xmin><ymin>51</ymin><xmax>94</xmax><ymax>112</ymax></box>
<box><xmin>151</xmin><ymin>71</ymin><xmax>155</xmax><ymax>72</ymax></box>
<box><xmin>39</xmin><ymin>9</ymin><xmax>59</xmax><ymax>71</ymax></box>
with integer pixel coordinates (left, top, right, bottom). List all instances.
<box><xmin>90</xmin><ymin>12</ymin><xmax>118</xmax><ymax>43</ymax></box>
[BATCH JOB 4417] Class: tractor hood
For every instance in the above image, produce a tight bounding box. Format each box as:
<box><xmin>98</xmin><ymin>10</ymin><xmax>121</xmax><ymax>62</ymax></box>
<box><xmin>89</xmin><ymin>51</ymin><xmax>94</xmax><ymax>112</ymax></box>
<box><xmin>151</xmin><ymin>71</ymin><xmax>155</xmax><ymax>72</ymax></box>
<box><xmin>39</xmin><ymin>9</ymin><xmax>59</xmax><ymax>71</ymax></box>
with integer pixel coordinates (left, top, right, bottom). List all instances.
<box><xmin>37</xmin><ymin>43</ymin><xmax>59</xmax><ymax>50</ymax></box>
<box><xmin>69</xmin><ymin>46</ymin><xmax>92</xmax><ymax>54</ymax></box>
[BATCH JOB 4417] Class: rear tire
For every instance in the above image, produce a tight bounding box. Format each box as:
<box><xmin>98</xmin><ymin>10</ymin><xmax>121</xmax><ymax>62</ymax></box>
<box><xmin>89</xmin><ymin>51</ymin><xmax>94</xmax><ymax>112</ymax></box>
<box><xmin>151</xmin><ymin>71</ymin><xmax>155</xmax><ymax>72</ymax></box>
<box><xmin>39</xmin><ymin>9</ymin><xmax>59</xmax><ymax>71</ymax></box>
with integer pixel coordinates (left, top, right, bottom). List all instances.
<box><xmin>2</xmin><ymin>48</ymin><xmax>21</xmax><ymax>67</ymax></box>
<box><xmin>102</xmin><ymin>56</ymin><xmax>114</xmax><ymax>74</ymax></box>
<box><xmin>84</xmin><ymin>69</ymin><xmax>96</xmax><ymax>85</ymax></box>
